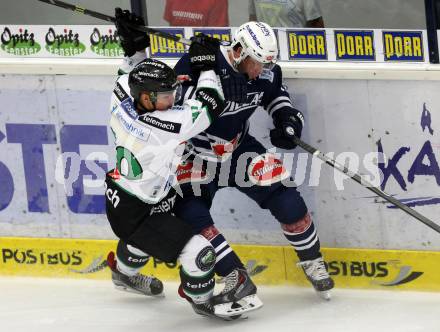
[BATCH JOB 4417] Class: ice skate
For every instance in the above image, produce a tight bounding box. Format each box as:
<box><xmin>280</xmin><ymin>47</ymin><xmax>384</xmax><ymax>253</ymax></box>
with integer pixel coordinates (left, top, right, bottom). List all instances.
<box><xmin>178</xmin><ymin>285</ymin><xmax>241</xmax><ymax>321</ymax></box>
<box><xmin>107</xmin><ymin>252</ymin><xmax>164</xmax><ymax>297</ymax></box>
<box><xmin>298</xmin><ymin>257</ymin><xmax>334</xmax><ymax>300</ymax></box>
<box><xmin>211</xmin><ymin>268</ymin><xmax>263</xmax><ymax>318</ymax></box>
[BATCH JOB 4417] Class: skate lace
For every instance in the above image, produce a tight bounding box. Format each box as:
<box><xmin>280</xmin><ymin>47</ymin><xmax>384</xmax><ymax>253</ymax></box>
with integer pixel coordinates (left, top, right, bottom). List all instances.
<box><xmin>221</xmin><ymin>269</ymin><xmax>240</xmax><ymax>294</ymax></box>
<box><xmin>297</xmin><ymin>258</ymin><xmax>329</xmax><ymax>281</ymax></box>
<box><xmin>130</xmin><ymin>274</ymin><xmax>153</xmax><ymax>291</ymax></box>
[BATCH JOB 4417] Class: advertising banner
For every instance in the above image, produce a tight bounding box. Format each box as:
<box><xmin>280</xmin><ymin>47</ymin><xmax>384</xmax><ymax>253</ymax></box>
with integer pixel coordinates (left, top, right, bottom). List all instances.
<box><xmin>286</xmin><ymin>29</ymin><xmax>327</xmax><ymax>61</ymax></box>
<box><xmin>191</xmin><ymin>28</ymin><xmax>231</xmax><ymax>42</ymax></box>
<box><xmin>382</xmin><ymin>30</ymin><xmax>424</xmax><ymax>62</ymax></box>
<box><xmin>0</xmin><ymin>25</ymin><xmax>124</xmax><ymax>58</ymax></box>
<box><xmin>147</xmin><ymin>27</ymin><xmax>186</xmax><ymax>58</ymax></box>
<box><xmin>1</xmin><ymin>237</ymin><xmax>439</xmax><ymax>291</ymax></box>
<box><xmin>0</xmin><ymin>25</ymin><xmax>430</xmax><ymax>63</ymax></box>
<box><xmin>333</xmin><ymin>30</ymin><xmax>375</xmax><ymax>61</ymax></box>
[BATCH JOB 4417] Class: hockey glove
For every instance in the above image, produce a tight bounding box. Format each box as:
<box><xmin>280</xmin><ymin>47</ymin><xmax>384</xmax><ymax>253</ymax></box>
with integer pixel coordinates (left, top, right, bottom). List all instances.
<box><xmin>115</xmin><ymin>8</ymin><xmax>150</xmax><ymax>57</ymax></box>
<box><xmin>196</xmin><ymin>88</ymin><xmax>225</xmax><ymax>120</ymax></box>
<box><xmin>189</xmin><ymin>34</ymin><xmax>220</xmax><ymax>73</ymax></box>
<box><xmin>270</xmin><ymin>108</ymin><xmax>304</xmax><ymax>150</ymax></box>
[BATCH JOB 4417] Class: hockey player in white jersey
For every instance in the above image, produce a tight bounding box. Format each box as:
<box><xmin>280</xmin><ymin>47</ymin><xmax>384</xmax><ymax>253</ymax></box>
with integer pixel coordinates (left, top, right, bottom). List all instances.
<box><xmin>103</xmin><ymin>8</ymin><xmax>241</xmax><ymax>320</ymax></box>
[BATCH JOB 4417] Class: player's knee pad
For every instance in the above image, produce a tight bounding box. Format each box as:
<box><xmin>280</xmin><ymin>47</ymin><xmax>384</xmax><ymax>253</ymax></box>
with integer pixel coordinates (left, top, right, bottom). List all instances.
<box><xmin>116</xmin><ymin>240</ymin><xmax>150</xmax><ymax>276</ymax></box>
<box><xmin>179</xmin><ymin>235</ymin><xmax>216</xmax><ymax>304</ymax></box>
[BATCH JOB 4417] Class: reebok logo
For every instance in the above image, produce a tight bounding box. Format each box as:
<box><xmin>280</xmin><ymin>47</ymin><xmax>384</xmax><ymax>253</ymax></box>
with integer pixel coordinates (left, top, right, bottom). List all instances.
<box><xmin>190</xmin><ymin>55</ymin><xmax>215</xmax><ymax>63</ymax></box>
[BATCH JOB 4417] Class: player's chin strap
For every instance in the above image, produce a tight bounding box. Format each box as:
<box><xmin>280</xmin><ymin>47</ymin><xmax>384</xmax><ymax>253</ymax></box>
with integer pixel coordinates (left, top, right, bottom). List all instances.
<box><xmin>284</xmin><ymin>126</ymin><xmax>440</xmax><ymax>234</ymax></box>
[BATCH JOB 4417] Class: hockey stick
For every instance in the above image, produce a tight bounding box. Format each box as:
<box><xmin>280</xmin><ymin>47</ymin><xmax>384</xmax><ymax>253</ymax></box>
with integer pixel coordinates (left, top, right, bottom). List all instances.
<box><xmin>36</xmin><ymin>0</ymin><xmax>192</xmax><ymax>45</ymax></box>
<box><xmin>285</xmin><ymin>131</ymin><xmax>440</xmax><ymax>234</ymax></box>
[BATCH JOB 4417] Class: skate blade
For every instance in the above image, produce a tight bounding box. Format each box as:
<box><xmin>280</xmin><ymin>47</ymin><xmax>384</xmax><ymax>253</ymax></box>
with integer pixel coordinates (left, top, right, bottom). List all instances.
<box><xmin>317</xmin><ymin>290</ymin><xmax>331</xmax><ymax>301</ymax></box>
<box><xmin>214</xmin><ymin>294</ymin><xmax>263</xmax><ymax>318</ymax></box>
<box><xmin>114</xmin><ymin>284</ymin><xmax>165</xmax><ymax>298</ymax></box>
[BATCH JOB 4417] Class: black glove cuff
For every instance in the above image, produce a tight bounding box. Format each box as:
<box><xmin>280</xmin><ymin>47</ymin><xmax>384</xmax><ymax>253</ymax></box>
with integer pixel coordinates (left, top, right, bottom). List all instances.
<box><xmin>196</xmin><ymin>88</ymin><xmax>225</xmax><ymax>120</ymax></box>
<box><xmin>272</xmin><ymin>107</ymin><xmax>304</xmax><ymax>128</ymax></box>
<box><xmin>270</xmin><ymin>128</ymin><xmax>298</xmax><ymax>150</ymax></box>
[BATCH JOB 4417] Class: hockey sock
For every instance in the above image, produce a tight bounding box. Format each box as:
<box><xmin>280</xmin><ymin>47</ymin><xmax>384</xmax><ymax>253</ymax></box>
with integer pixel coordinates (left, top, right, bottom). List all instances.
<box><xmin>116</xmin><ymin>240</ymin><xmax>150</xmax><ymax>276</ymax></box>
<box><xmin>201</xmin><ymin>226</ymin><xmax>244</xmax><ymax>277</ymax></box>
<box><xmin>179</xmin><ymin>235</ymin><xmax>216</xmax><ymax>304</ymax></box>
<box><xmin>281</xmin><ymin>212</ymin><xmax>322</xmax><ymax>262</ymax></box>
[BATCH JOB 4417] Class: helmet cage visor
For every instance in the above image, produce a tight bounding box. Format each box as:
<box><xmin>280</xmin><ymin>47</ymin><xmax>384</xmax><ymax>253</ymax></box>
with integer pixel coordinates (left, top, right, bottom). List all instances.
<box><xmin>239</xmin><ymin>49</ymin><xmax>277</xmax><ymax>70</ymax></box>
<box><xmin>153</xmin><ymin>83</ymin><xmax>182</xmax><ymax>103</ymax></box>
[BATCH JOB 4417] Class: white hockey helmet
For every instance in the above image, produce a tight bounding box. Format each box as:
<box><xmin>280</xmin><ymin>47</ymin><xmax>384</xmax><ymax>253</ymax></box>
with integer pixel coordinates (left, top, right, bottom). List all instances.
<box><xmin>231</xmin><ymin>21</ymin><xmax>278</xmax><ymax>69</ymax></box>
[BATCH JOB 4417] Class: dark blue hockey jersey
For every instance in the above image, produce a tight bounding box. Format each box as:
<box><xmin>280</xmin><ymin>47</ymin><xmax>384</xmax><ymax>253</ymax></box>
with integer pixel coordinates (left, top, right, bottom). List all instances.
<box><xmin>174</xmin><ymin>46</ymin><xmax>297</xmax><ymax>162</ymax></box>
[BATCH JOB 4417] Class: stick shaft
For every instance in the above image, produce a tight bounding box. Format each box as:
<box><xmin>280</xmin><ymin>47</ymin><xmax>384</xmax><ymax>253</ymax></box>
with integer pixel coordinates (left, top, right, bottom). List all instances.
<box><xmin>37</xmin><ymin>0</ymin><xmax>192</xmax><ymax>45</ymax></box>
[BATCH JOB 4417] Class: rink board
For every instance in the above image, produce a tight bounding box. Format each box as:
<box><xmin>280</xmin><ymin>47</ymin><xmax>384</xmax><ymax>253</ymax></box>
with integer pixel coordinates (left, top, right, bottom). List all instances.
<box><xmin>0</xmin><ymin>237</ymin><xmax>439</xmax><ymax>291</ymax></box>
<box><xmin>0</xmin><ymin>74</ymin><xmax>439</xmax><ymax>251</ymax></box>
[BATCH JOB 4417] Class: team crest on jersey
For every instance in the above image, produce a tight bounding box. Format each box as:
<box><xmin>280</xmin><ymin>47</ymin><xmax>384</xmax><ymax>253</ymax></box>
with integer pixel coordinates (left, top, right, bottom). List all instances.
<box><xmin>247</xmin><ymin>153</ymin><xmax>289</xmax><ymax>186</ymax></box>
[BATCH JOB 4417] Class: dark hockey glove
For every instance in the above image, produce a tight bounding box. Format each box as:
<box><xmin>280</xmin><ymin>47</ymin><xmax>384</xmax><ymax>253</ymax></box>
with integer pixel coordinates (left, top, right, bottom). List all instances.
<box><xmin>115</xmin><ymin>7</ymin><xmax>150</xmax><ymax>57</ymax></box>
<box><xmin>189</xmin><ymin>34</ymin><xmax>220</xmax><ymax>73</ymax></box>
<box><xmin>196</xmin><ymin>88</ymin><xmax>225</xmax><ymax>120</ymax></box>
<box><xmin>270</xmin><ymin>109</ymin><xmax>304</xmax><ymax>150</ymax></box>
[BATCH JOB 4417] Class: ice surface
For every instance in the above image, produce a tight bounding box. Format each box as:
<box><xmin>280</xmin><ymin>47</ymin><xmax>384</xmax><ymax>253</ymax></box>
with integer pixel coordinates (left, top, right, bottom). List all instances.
<box><xmin>0</xmin><ymin>277</ymin><xmax>438</xmax><ymax>332</ymax></box>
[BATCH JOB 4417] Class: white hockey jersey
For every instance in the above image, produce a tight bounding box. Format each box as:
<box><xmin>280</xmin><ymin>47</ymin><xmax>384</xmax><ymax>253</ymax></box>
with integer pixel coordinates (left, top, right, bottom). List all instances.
<box><xmin>108</xmin><ymin>65</ymin><xmax>214</xmax><ymax>204</ymax></box>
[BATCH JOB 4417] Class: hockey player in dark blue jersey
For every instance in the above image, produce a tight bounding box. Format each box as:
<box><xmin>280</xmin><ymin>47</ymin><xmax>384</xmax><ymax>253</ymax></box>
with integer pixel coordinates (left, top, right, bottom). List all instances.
<box><xmin>173</xmin><ymin>22</ymin><xmax>334</xmax><ymax>313</ymax></box>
